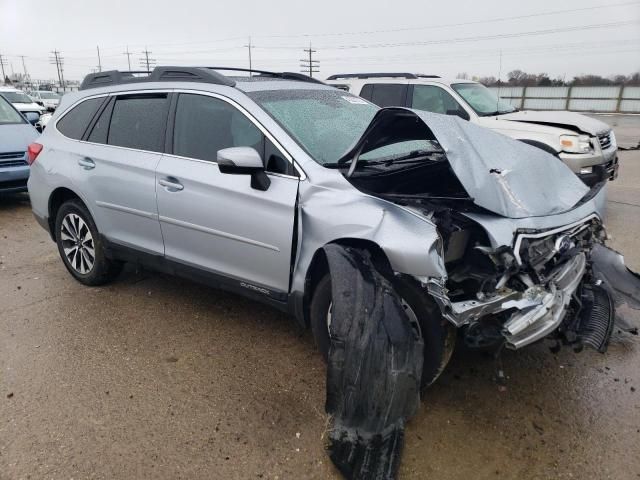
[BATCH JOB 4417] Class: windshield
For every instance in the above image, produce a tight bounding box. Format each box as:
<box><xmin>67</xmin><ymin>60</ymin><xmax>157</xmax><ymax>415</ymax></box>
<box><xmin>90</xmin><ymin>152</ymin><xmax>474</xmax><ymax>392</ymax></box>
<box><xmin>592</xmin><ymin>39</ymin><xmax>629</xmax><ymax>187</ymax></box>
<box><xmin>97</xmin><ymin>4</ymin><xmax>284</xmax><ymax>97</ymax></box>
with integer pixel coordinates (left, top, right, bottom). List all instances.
<box><xmin>0</xmin><ymin>97</ymin><xmax>25</xmax><ymax>125</ymax></box>
<box><xmin>249</xmin><ymin>89</ymin><xmax>380</xmax><ymax>165</ymax></box>
<box><xmin>38</xmin><ymin>91</ymin><xmax>60</xmax><ymax>99</ymax></box>
<box><xmin>1</xmin><ymin>91</ymin><xmax>34</xmax><ymax>104</ymax></box>
<box><xmin>451</xmin><ymin>83</ymin><xmax>516</xmax><ymax>116</ymax></box>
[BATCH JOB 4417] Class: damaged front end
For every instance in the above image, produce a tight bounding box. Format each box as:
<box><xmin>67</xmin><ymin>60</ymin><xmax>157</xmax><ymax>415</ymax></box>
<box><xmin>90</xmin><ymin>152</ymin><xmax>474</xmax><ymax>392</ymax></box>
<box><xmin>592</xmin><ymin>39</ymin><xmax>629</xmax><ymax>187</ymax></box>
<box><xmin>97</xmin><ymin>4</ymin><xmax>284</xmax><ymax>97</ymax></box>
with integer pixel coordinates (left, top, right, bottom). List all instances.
<box><xmin>425</xmin><ymin>214</ymin><xmax>625</xmax><ymax>352</ymax></box>
<box><xmin>335</xmin><ymin>107</ymin><xmax>640</xmax><ymax>354</ymax></box>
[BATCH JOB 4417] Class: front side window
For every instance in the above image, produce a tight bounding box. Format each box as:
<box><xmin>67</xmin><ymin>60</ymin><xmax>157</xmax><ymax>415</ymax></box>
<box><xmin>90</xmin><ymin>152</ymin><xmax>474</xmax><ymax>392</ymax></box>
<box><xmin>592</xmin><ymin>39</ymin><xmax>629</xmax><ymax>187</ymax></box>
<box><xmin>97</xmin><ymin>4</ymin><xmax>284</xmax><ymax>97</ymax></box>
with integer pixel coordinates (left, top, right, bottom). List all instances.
<box><xmin>57</xmin><ymin>97</ymin><xmax>104</xmax><ymax>140</ymax></box>
<box><xmin>451</xmin><ymin>83</ymin><xmax>516</xmax><ymax>116</ymax></box>
<box><xmin>411</xmin><ymin>85</ymin><xmax>466</xmax><ymax>117</ymax></box>
<box><xmin>107</xmin><ymin>94</ymin><xmax>169</xmax><ymax>152</ymax></box>
<box><xmin>249</xmin><ymin>89</ymin><xmax>378</xmax><ymax>165</ymax></box>
<box><xmin>0</xmin><ymin>97</ymin><xmax>25</xmax><ymax>125</ymax></box>
<box><xmin>172</xmin><ymin>94</ymin><xmax>292</xmax><ymax>175</ymax></box>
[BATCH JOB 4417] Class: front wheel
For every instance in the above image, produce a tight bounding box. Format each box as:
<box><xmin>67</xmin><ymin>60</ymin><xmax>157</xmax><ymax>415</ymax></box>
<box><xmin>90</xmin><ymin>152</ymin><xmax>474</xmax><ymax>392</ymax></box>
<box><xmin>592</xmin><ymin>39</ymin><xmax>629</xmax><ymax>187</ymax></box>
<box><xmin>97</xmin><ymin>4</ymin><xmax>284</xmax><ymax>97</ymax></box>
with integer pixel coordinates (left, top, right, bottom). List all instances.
<box><xmin>310</xmin><ymin>273</ymin><xmax>456</xmax><ymax>389</ymax></box>
<box><xmin>54</xmin><ymin>199</ymin><xmax>122</xmax><ymax>286</ymax></box>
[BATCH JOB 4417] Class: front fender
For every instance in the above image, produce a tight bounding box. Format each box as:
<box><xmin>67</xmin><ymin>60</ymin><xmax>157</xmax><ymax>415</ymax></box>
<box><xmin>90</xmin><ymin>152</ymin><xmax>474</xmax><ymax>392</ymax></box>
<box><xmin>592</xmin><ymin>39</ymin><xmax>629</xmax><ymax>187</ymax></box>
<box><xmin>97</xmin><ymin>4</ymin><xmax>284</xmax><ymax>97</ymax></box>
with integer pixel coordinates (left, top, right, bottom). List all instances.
<box><xmin>291</xmin><ymin>180</ymin><xmax>446</xmax><ymax>296</ymax></box>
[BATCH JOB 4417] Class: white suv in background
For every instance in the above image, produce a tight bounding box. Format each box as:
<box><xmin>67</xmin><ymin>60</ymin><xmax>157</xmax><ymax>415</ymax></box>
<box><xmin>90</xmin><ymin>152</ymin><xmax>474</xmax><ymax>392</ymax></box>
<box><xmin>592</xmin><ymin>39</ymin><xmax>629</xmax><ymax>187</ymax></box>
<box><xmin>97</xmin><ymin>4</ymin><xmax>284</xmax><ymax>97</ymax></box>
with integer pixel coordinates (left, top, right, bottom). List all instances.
<box><xmin>326</xmin><ymin>73</ymin><xmax>618</xmax><ymax>186</ymax></box>
<box><xmin>29</xmin><ymin>90</ymin><xmax>62</xmax><ymax>111</ymax></box>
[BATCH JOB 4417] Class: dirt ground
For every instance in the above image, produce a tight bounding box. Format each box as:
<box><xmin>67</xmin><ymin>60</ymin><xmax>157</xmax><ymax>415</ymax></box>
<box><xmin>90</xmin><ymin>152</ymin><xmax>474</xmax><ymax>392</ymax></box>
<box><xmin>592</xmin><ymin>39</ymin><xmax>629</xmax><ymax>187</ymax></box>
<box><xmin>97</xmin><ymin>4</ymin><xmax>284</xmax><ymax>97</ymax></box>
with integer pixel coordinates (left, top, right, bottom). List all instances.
<box><xmin>1</xmin><ymin>151</ymin><xmax>639</xmax><ymax>479</ymax></box>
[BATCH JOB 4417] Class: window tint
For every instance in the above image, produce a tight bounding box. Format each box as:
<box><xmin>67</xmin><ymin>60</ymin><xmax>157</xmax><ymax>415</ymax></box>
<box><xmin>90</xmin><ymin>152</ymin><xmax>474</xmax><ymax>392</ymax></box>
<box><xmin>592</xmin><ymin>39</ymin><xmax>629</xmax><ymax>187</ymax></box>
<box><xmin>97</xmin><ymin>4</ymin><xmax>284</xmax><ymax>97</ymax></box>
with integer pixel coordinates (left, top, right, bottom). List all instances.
<box><xmin>173</xmin><ymin>94</ymin><xmax>295</xmax><ymax>175</ymax></box>
<box><xmin>173</xmin><ymin>93</ymin><xmax>263</xmax><ymax>163</ymax></box>
<box><xmin>411</xmin><ymin>85</ymin><xmax>467</xmax><ymax>118</ymax></box>
<box><xmin>87</xmin><ymin>98</ymin><xmax>113</xmax><ymax>144</ymax></box>
<box><xmin>107</xmin><ymin>94</ymin><xmax>169</xmax><ymax>152</ymax></box>
<box><xmin>359</xmin><ymin>84</ymin><xmax>374</xmax><ymax>101</ymax></box>
<box><xmin>366</xmin><ymin>84</ymin><xmax>407</xmax><ymax>107</ymax></box>
<box><xmin>57</xmin><ymin>97</ymin><xmax>103</xmax><ymax>139</ymax></box>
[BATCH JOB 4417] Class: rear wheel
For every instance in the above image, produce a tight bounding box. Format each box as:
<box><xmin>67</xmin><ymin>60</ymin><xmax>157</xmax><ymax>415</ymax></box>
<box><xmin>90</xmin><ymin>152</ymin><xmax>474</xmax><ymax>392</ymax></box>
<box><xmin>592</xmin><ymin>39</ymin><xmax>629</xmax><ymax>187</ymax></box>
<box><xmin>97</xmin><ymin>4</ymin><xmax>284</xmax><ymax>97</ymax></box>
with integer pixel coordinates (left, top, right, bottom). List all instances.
<box><xmin>54</xmin><ymin>199</ymin><xmax>122</xmax><ymax>286</ymax></box>
<box><xmin>310</xmin><ymin>273</ymin><xmax>456</xmax><ymax>389</ymax></box>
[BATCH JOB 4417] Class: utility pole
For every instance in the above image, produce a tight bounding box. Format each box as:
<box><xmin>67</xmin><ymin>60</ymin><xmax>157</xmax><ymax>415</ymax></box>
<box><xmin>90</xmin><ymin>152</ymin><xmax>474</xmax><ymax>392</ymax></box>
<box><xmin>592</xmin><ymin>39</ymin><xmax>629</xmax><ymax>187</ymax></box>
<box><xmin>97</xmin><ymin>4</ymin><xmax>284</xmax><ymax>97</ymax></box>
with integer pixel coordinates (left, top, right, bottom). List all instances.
<box><xmin>244</xmin><ymin>36</ymin><xmax>253</xmax><ymax>75</ymax></box>
<box><xmin>300</xmin><ymin>43</ymin><xmax>319</xmax><ymax>78</ymax></box>
<box><xmin>139</xmin><ymin>48</ymin><xmax>156</xmax><ymax>73</ymax></box>
<box><xmin>123</xmin><ymin>45</ymin><xmax>132</xmax><ymax>70</ymax></box>
<box><xmin>19</xmin><ymin>55</ymin><xmax>28</xmax><ymax>77</ymax></box>
<box><xmin>96</xmin><ymin>45</ymin><xmax>102</xmax><ymax>72</ymax></box>
<box><xmin>0</xmin><ymin>53</ymin><xmax>7</xmax><ymax>83</ymax></box>
<box><xmin>49</xmin><ymin>50</ymin><xmax>65</xmax><ymax>91</ymax></box>
<box><xmin>19</xmin><ymin>55</ymin><xmax>29</xmax><ymax>88</ymax></box>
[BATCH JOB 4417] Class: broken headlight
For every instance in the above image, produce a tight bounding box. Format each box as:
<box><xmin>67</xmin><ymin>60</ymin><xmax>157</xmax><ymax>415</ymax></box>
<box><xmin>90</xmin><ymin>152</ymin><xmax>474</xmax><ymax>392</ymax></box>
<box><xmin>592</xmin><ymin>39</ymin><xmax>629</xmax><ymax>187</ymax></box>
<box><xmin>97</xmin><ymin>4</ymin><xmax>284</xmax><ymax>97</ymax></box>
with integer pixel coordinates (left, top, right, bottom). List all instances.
<box><xmin>560</xmin><ymin>134</ymin><xmax>593</xmax><ymax>154</ymax></box>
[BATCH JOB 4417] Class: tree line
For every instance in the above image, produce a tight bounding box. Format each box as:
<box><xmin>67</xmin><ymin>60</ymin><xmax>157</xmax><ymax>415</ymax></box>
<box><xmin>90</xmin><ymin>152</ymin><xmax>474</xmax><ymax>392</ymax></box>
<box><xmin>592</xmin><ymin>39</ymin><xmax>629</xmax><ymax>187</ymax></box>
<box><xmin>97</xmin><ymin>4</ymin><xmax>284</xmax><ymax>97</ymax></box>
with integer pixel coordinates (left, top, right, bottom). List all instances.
<box><xmin>456</xmin><ymin>70</ymin><xmax>640</xmax><ymax>87</ymax></box>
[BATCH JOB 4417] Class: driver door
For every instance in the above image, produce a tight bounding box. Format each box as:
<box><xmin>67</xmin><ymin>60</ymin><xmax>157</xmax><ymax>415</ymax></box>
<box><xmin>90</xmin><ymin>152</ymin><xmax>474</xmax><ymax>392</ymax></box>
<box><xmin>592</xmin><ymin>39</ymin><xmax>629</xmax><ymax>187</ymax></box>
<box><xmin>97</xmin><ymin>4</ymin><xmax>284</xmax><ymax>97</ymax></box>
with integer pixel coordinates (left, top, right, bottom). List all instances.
<box><xmin>155</xmin><ymin>92</ymin><xmax>299</xmax><ymax>296</ymax></box>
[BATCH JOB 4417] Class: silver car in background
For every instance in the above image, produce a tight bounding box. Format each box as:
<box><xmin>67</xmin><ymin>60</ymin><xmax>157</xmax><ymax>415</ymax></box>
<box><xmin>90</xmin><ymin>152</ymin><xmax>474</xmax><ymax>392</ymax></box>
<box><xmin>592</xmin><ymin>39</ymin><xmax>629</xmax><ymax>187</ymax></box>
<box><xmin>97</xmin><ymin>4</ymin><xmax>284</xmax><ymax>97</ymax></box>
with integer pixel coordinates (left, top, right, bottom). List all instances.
<box><xmin>27</xmin><ymin>67</ymin><xmax>635</xmax><ymax>389</ymax></box>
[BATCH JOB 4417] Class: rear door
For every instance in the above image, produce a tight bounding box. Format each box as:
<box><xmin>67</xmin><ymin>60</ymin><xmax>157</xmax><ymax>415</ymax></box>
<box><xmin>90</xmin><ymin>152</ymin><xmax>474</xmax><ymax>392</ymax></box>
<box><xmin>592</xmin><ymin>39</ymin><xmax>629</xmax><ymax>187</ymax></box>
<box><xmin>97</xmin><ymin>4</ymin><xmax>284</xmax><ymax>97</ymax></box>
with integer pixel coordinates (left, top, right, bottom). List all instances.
<box><xmin>155</xmin><ymin>92</ymin><xmax>299</xmax><ymax>296</ymax></box>
<box><xmin>75</xmin><ymin>92</ymin><xmax>170</xmax><ymax>254</ymax></box>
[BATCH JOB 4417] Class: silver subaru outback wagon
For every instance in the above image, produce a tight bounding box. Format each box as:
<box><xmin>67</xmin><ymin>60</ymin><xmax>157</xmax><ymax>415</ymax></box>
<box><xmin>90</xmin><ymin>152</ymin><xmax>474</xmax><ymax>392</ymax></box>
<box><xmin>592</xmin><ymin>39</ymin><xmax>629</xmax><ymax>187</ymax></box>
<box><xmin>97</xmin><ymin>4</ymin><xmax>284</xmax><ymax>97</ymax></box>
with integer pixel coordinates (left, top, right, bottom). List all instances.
<box><xmin>27</xmin><ymin>67</ymin><xmax>637</xmax><ymax>390</ymax></box>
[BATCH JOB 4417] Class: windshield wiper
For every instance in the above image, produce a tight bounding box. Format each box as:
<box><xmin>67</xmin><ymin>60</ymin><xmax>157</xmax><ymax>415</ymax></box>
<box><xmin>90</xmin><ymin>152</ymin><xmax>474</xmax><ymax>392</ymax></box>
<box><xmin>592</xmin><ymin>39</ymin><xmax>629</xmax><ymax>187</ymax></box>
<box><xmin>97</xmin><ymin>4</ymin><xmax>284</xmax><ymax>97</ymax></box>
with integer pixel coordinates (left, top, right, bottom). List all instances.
<box><xmin>379</xmin><ymin>192</ymin><xmax>475</xmax><ymax>202</ymax></box>
<box><xmin>481</xmin><ymin>110</ymin><xmax>515</xmax><ymax>117</ymax></box>
<box><xmin>323</xmin><ymin>150</ymin><xmax>442</xmax><ymax>169</ymax></box>
<box><xmin>359</xmin><ymin>150</ymin><xmax>443</xmax><ymax>167</ymax></box>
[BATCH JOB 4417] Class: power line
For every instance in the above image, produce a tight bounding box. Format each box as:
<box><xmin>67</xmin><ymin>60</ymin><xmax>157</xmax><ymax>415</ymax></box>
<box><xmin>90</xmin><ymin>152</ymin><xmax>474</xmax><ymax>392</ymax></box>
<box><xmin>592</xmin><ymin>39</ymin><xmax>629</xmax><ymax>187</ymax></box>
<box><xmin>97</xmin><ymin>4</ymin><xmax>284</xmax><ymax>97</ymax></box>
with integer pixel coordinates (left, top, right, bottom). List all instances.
<box><xmin>255</xmin><ymin>20</ymin><xmax>639</xmax><ymax>50</ymax></box>
<box><xmin>256</xmin><ymin>0</ymin><xmax>640</xmax><ymax>39</ymax></box>
<box><xmin>300</xmin><ymin>43</ymin><xmax>319</xmax><ymax>77</ymax></box>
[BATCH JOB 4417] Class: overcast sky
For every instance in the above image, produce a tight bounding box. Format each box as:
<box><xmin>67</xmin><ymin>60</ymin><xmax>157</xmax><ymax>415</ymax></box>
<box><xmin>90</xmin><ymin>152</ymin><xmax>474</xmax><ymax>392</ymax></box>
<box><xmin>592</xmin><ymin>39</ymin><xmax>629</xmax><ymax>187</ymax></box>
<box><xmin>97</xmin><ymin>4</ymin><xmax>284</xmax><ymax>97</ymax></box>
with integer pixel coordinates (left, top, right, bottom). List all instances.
<box><xmin>1</xmin><ymin>0</ymin><xmax>639</xmax><ymax>82</ymax></box>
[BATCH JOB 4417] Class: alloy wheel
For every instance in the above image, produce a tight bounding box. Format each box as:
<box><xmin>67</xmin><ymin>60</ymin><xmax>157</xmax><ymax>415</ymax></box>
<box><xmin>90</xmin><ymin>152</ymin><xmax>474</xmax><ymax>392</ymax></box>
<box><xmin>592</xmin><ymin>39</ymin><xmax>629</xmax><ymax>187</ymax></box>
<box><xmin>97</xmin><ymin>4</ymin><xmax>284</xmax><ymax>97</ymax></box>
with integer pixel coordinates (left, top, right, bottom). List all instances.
<box><xmin>60</xmin><ymin>213</ymin><xmax>95</xmax><ymax>274</ymax></box>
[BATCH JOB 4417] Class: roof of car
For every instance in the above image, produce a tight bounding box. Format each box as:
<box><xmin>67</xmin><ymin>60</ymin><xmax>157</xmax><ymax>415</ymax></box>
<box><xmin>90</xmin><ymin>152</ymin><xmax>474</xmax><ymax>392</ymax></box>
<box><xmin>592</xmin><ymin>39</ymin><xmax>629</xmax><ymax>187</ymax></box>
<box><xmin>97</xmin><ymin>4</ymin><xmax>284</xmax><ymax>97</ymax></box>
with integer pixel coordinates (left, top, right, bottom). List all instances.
<box><xmin>325</xmin><ymin>75</ymin><xmax>477</xmax><ymax>87</ymax></box>
<box><xmin>78</xmin><ymin>66</ymin><xmax>327</xmax><ymax>92</ymax></box>
<box><xmin>0</xmin><ymin>86</ymin><xmax>22</xmax><ymax>92</ymax></box>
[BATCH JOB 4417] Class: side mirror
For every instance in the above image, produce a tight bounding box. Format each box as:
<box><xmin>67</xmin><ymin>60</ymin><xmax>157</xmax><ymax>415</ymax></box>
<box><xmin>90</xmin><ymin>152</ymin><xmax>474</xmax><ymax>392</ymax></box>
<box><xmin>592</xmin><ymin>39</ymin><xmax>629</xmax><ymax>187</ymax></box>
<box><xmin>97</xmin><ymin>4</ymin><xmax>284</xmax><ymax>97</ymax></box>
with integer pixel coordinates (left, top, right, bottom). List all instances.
<box><xmin>24</xmin><ymin>111</ymin><xmax>40</xmax><ymax>125</ymax></box>
<box><xmin>447</xmin><ymin>109</ymin><xmax>470</xmax><ymax>121</ymax></box>
<box><xmin>217</xmin><ymin>147</ymin><xmax>270</xmax><ymax>191</ymax></box>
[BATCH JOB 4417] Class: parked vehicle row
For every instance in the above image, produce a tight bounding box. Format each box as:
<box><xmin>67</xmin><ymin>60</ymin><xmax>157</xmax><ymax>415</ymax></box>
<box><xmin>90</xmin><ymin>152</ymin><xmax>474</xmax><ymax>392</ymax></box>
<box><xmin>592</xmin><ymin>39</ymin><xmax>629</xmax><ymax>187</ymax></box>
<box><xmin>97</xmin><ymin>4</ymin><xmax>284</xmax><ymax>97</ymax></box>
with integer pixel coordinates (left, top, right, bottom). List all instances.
<box><xmin>326</xmin><ymin>73</ymin><xmax>619</xmax><ymax>186</ymax></box>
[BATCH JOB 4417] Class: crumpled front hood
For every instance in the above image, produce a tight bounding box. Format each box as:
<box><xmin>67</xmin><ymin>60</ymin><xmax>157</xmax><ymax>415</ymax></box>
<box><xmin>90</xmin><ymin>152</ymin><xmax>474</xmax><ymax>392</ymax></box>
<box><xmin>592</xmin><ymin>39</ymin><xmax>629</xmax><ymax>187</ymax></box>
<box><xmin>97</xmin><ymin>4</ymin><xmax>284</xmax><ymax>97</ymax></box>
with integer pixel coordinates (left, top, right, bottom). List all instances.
<box><xmin>498</xmin><ymin>110</ymin><xmax>610</xmax><ymax>136</ymax></box>
<box><xmin>340</xmin><ymin>108</ymin><xmax>590</xmax><ymax>219</ymax></box>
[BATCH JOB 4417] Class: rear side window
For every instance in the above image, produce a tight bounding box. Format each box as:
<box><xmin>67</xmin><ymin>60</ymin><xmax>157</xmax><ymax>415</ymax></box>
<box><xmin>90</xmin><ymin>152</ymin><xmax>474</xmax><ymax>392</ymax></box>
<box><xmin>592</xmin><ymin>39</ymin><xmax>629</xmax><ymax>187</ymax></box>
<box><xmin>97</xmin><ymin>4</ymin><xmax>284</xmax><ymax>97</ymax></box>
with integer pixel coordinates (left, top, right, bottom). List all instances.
<box><xmin>57</xmin><ymin>97</ymin><xmax>103</xmax><ymax>139</ymax></box>
<box><xmin>361</xmin><ymin>84</ymin><xmax>408</xmax><ymax>107</ymax></box>
<box><xmin>107</xmin><ymin>94</ymin><xmax>169</xmax><ymax>152</ymax></box>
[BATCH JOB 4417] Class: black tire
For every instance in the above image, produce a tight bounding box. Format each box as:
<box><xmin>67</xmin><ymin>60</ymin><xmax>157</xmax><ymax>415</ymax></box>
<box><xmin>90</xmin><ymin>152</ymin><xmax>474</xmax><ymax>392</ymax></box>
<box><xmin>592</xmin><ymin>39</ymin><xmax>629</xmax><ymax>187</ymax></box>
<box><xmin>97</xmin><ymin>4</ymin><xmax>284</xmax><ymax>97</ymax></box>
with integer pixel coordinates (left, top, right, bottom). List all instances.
<box><xmin>54</xmin><ymin>199</ymin><xmax>122</xmax><ymax>286</ymax></box>
<box><xmin>310</xmin><ymin>273</ymin><xmax>456</xmax><ymax>389</ymax></box>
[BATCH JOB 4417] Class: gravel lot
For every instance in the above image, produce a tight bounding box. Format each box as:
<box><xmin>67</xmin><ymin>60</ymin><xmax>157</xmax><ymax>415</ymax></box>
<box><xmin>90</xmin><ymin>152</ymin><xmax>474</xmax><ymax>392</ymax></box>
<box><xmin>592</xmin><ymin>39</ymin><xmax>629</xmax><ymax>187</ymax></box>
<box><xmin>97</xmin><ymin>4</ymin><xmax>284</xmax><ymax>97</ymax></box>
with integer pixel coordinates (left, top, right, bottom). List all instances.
<box><xmin>1</xmin><ymin>149</ymin><xmax>639</xmax><ymax>478</ymax></box>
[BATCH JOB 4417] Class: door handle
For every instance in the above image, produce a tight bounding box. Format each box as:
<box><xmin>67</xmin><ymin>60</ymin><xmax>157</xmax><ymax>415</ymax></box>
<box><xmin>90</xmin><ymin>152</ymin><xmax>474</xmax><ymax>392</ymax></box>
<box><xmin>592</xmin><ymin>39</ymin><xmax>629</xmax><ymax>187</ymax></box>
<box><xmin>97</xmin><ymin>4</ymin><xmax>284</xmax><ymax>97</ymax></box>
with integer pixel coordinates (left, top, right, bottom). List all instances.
<box><xmin>159</xmin><ymin>177</ymin><xmax>184</xmax><ymax>191</ymax></box>
<box><xmin>78</xmin><ymin>157</ymin><xmax>95</xmax><ymax>170</ymax></box>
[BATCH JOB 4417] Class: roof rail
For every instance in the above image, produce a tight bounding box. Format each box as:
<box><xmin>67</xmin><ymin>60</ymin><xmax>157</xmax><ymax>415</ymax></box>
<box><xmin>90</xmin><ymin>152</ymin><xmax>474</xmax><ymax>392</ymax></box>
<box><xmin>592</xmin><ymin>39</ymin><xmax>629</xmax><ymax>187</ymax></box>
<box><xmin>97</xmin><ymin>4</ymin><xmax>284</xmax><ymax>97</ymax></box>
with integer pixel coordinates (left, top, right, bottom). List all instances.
<box><xmin>201</xmin><ymin>67</ymin><xmax>326</xmax><ymax>85</ymax></box>
<box><xmin>80</xmin><ymin>67</ymin><xmax>237</xmax><ymax>90</ymax></box>
<box><xmin>80</xmin><ymin>66</ymin><xmax>326</xmax><ymax>91</ymax></box>
<box><xmin>326</xmin><ymin>73</ymin><xmax>440</xmax><ymax>80</ymax></box>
